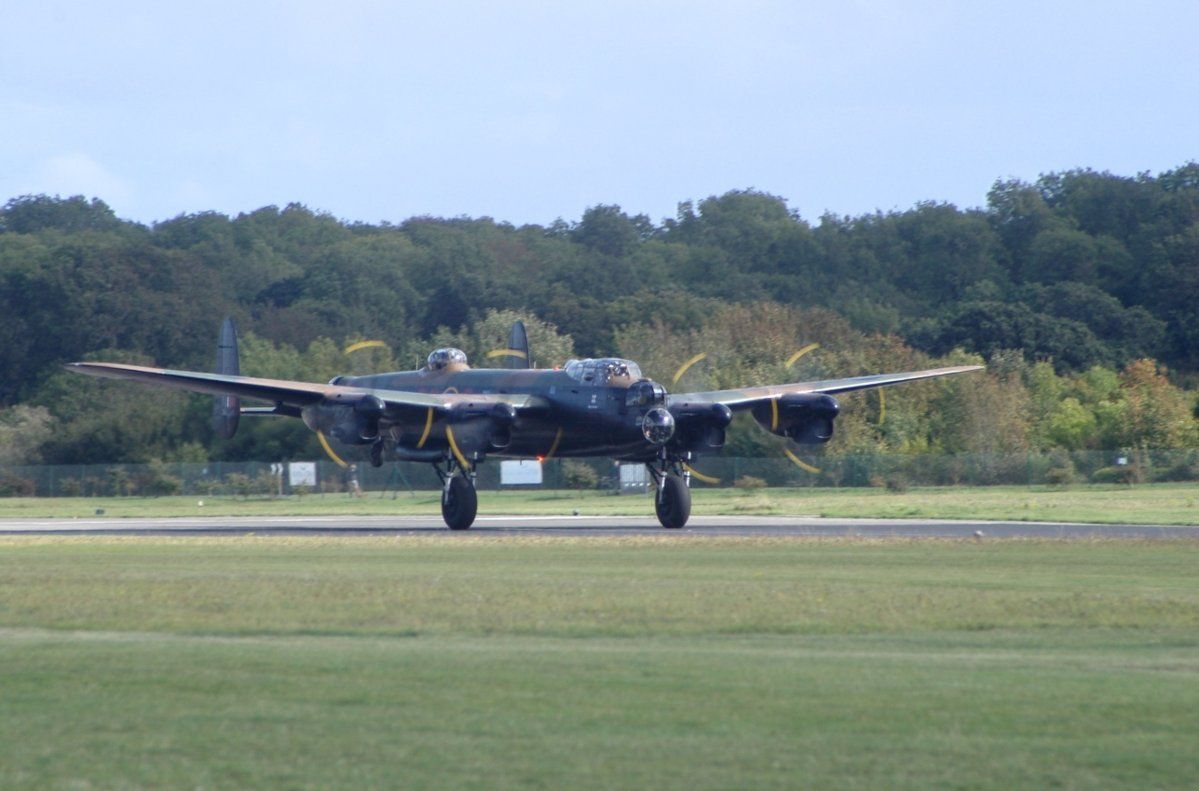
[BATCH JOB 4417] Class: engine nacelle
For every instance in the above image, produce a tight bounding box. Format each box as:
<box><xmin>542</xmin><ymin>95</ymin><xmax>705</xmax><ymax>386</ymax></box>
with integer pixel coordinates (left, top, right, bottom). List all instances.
<box><xmin>487</xmin><ymin>402</ymin><xmax>517</xmax><ymax>449</ymax></box>
<box><xmin>302</xmin><ymin>395</ymin><xmax>385</xmax><ymax>444</ymax></box>
<box><xmin>669</xmin><ymin>402</ymin><xmax>733</xmax><ymax>452</ymax></box>
<box><xmin>752</xmin><ymin>393</ymin><xmax>840</xmax><ymax>444</ymax></box>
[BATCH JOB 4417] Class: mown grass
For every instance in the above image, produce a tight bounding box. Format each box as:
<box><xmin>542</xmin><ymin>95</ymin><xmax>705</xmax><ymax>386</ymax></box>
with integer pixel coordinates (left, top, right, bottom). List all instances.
<box><xmin>2</xmin><ymin>536</ymin><xmax>1198</xmax><ymax>788</ymax></box>
<box><xmin>1</xmin><ymin>481</ymin><xmax>1198</xmax><ymax>524</ymax></box>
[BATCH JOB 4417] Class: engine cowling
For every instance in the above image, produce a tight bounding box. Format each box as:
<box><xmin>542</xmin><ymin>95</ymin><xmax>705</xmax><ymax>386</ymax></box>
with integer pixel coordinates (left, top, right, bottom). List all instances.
<box><xmin>752</xmin><ymin>393</ymin><xmax>840</xmax><ymax>444</ymax></box>
<box><xmin>487</xmin><ymin>402</ymin><xmax>518</xmax><ymax>449</ymax></box>
<box><xmin>302</xmin><ymin>395</ymin><xmax>385</xmax><ymax>444</ymax></box>
<box><xmin>668</xmin><ymin>402</ymin><xmax>733</xmax><ymax>452</ymax></box>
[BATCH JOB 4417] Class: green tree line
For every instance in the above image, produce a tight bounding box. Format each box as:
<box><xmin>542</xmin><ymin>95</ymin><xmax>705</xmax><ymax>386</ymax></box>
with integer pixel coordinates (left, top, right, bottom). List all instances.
<box><xmin>1</xmin><ymin>164</ymin><xmax>1197</xmax><ymax>465</ymax></box>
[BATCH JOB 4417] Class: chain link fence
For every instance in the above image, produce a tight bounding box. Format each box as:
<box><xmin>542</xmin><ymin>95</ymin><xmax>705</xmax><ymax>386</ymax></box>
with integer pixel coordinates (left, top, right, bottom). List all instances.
<box><xmin>0</xmin><ymin>449</ymin><xmax>1195</xmax><ymax>498</ymax></box>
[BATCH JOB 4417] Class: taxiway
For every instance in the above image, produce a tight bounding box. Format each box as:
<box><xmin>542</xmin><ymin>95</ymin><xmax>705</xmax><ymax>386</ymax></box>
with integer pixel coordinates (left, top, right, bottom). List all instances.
<box><xmin>1</xmin><ymin>514</ymin><xmax>1196</xmax><ymax>538</ymax></box>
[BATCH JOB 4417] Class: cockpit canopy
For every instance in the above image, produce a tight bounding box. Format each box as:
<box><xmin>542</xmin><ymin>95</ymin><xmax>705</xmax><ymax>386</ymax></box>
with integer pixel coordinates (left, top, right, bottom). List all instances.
<box><xmin>563</xmin><ymin>358</ymin><xmax>643</xmax><ymax>385</ymax></box>
<box><xmin>427</xmin><ymin>347</ymin><xmax>468</xmax><ymax>371</ymax></box>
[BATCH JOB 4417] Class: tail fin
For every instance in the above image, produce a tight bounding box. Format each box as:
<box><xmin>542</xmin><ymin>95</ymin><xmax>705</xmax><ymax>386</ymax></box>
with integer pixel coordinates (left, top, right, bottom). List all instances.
<box><xmin>504</xmin><ymin>320</ymin><xmax>530</xmax><ymax>369</ymax></box>
<box><xmin>212</xmin><ymin>317</ymin><xmax>240</xmax><ymax>438</ymax></box>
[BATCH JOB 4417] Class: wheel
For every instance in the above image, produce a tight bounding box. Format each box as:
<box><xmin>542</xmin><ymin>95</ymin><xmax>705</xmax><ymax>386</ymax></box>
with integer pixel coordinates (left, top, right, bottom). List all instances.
<box><xmin>441</xmin><ymin>474</ymin><xmax>477</xmax><ymax>530</ymax></box>
<box><xmin>369</xmin><ymin>441</ymin><xmax>384</xmax><ymax>468</ymax></box>
<box><xmin>654</xmin><ymin>472</ymin><xmax>691</xmax><ymax>529</ymax></box>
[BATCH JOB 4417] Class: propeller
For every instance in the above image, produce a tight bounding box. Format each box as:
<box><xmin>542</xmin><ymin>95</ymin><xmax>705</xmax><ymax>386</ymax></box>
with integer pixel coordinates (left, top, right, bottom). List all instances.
<box><xmin>781</xmin><ymin>343</ymin><xmax>824</xmax><ymax>474</ymax></box>
<box><xmin>484</xmin><ymin>319</ymin><xmax>532</xmax><ymax>368</ymax></box>
<box><xmin>314</xmin><ymin>339</ymin><xmax>393</xmax><ymax>468</ymax></box>
<box><xmin>665</xmin><ymin>343</ymin><xmax>833</xmax><ymax>482</ymax></box>
<box><xmin>664</xmin><ymin>352</ymin><xmax>723</xmax><ymax>484</ymax></box>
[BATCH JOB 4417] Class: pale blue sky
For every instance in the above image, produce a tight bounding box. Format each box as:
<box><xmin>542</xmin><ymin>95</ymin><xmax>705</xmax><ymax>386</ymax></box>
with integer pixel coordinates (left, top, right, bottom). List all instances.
<box><xmin>3</xmin><ymin>1</ymin><xmax>1197</xmax><ymax>226</ymax></box>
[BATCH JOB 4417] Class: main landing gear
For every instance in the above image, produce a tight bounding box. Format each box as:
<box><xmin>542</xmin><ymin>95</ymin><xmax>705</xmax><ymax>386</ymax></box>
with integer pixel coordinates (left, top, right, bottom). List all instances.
<box><xmin>435</xmin><ymin>457</ymin><xmax>477</xmax><ymax>530</ymax></box>
<box><xmin>648</xmin><ymin>456</ymin><xmax>691</xmax><ymax>529</ymax></box>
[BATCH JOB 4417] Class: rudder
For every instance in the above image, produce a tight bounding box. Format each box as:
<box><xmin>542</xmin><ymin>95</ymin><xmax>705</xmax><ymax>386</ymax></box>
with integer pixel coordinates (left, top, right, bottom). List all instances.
<box><xmin>212</xmin><ymin>317</ymin><xmax>240</xmax><ymax>438</ymax></box>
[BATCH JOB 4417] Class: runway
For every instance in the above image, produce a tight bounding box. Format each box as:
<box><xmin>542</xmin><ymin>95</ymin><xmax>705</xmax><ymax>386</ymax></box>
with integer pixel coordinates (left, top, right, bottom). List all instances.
<box><xmin>1</xmin><ymin>514</ymin><xmax>1196</xmax><ymax>539</ymax></box>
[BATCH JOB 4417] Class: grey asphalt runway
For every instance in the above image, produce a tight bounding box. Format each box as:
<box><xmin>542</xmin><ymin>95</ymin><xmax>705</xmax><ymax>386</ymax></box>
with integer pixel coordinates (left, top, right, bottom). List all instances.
<box><xmin>1</xmin><ymin>514</ymin><xmax>1196</xmax><ymax>538</ymax></box>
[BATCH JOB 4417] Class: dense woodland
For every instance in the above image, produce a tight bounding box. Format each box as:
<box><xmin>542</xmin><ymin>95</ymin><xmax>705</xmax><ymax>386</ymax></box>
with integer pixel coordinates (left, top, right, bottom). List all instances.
<box><xmin>1</xmin><ymin>164</ymin><xmax>1197</xmax><ymax>469</ymax></box>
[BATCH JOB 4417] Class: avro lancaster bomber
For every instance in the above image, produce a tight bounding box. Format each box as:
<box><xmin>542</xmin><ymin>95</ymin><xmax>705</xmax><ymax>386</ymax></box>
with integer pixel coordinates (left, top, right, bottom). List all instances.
<box><xmin>68</xmin><ymin>319</ymin><xmax>981</xmax><ymax>530</ymax></box>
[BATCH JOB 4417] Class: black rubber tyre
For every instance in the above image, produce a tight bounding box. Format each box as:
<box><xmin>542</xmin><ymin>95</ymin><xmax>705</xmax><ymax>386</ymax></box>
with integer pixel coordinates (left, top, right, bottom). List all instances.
<box><xmin>369</xmin><ymin>441</ymin><xmax>384</xmax><ymax>468</ymax></box>
<box><xmin>441</xmin><ymin>475</ymin><xmax>477</xmax><ymax>530</ymax></box>
<box><xmin>655</xmin><ymin>472</ymin><xmax>691</xmax><ymax>529</ymax></box>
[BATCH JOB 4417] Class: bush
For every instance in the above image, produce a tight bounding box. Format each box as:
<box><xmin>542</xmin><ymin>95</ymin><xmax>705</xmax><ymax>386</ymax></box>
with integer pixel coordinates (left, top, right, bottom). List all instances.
<box><xmin>58</xmin><ymin>478</ymin><xmax>83</xmax><ymax>497</ymax></box>
<box><xmin>254</xmin><ymin>470</ymin><xmax>280</xmax><ymax>497</ymax></box>
<box><xmin>0</xmin><ymin>475</ymin><xmax>35</xmax><ymax>497</ymax></box>
<box><xmin>1091</xmin><ymin>465</ymin><xmax>1140</xmax><ymax>485</ymax></box>
<box><xmin>734</xmin><ymin>475</ymin><xmax>766</xmax><ymax>489</ymax></box>
<box><xmin>884</xmin><ymin>475</ymin><xmax>910</xmax><ymax>493</ymax></box>
<box><xmin>1155</xmin><ymin>462</ymin><xmax>1199</xmax><ymax>482</ymax></box>
<box><xmin>140</xmin><ymin>460</ymin><xmax>182</xmax><ymax>497</ymax></box>
<box><xmin>224</xmin><ymin>473</ymin><xmax>253</xmax><ymax>498</ymax></box>
<box><xmin>107</xmin><ymin>467</ymin><xmax>136</xmax><ymax>496</ymax></box>
<box><xmin>560</xmin><ymin>460</ymin><xmax>599</xmax><ymax>490</ymax></box>
<box><xmin>1043</xmin><ymin>466</ymin><xmax>1077</xmax><ymax>487</ymax></box>
<box><xmin>142</xmin><ymin>474</ymin><xmax>182</xmax><ymax>497</ymax></box>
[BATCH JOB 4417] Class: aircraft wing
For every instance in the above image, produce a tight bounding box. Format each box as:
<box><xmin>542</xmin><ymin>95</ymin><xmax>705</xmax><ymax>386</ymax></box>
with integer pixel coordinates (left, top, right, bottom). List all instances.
<box><xmin>64</xmin><ymin>362</ymin><xmax>547</xmax><ymax>414</ymax></box>
<box><xmin>668</xmin><ymin>365</ymin><xmax>983</xmax><ymax>410</ymax></box>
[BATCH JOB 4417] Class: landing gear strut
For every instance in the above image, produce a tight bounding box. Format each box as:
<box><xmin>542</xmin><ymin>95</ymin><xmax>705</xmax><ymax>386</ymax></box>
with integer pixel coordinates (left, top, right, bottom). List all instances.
<box><xmin>648</xmin><ymin>455</ymin><xmax>691</xmax><ymax>529</ymax></box>
<box><xmin>435</xmin><ymin>457</ymin><xmax>477</xmax><ymax>530</ymax></box>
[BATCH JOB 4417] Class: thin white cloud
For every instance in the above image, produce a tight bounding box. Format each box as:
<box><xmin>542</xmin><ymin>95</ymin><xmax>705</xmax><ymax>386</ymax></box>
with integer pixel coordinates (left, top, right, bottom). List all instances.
<box><xmin>35</xmin><ymin>152</ymin><xmax>133</xmax><ymax>208</ymax></box>
<box><xmin>2</xmin><ymin>2</ymin><xmax>1197</xmax><ymax>225</ymax></box>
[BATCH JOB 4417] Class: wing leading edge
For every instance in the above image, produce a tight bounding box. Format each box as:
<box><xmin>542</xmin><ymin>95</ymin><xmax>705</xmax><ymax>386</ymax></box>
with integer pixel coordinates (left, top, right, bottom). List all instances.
<box><xmin>669</xmin><ymin>365</ymin><xmax>983</xmax><ymax>410</ymax></box>
<box><xmin>64</xmin><ymin>362</ymin><xmax>546</xmax><ymax>415</ymax></box>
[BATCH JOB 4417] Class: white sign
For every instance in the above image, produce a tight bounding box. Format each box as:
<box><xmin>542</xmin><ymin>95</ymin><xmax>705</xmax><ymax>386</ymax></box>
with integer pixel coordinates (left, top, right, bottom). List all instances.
<box><xmin>288</xmin><ymin>462</ymin><xmax>317</xmax><ymax>487</ymax></box>
<box><xmin>619</xmin><ymin>463</ymin><xmax>649</xmax><ymax>492</ymax></box>
<box><xmin>501</xmin><ymin>460</ymin><xmax>543</xmax><ymax>486</ymax></box>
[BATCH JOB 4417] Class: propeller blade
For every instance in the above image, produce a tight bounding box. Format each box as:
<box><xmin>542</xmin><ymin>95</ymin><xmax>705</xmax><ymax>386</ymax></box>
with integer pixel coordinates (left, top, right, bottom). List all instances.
<box><xmin>344</xmin><ymin>339</ymin><xmax>387</xmax><ymax>354</ymax></box>
<box><xmin>485</xmin><ymin>320</ymin><xmax>532</xmax><ymax>369</ymax></box>
<box><xmin>683</xmin><ymin>463</ymin><xmax>721</xmax><ymax>485</ymax></box>
<box><xmin>783</xmin><ymin>448</ymin><xmax>821</xmax><ymax>474</ymax></box>
<box><xmin>316</xmin><ymin>430</ymin><xmax>349</xmax><ymax>468</ymax></box>
<box><xmin>780</xmin><ymin>343</ymin><xmax>823</xmax><ymax>474</ymax></box>
<box><xmin>671</xmin><ymin>352</ymin><xmax>707</xmax><ymax>386</ymax></box>
<box><xmin>784</xmin><ymin>343</ymin><xmax>820</xmax><ymax>370</ymax></box>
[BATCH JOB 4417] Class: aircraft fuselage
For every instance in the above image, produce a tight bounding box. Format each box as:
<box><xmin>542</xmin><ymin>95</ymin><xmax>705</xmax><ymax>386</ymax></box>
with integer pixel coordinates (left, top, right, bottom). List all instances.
<box><xmin>330</xmin><ymin>361</ymin><xmax>660</xmax><ymax>461</ymax></box>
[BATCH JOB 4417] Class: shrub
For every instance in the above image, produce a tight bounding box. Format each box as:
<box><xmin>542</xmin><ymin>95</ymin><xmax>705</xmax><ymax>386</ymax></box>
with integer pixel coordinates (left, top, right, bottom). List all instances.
<box><xmin>142</xmin><ymin>474</ymin><xmax>182</xmax><ymax>497</ymax></box>
<box><xmin>884</xmin><ymin>475</ymin><xmax>910</xmax><ymax>493</ymax></box>
<box><xmin>0</xmin><ymin>475</ymin><xmax>35</xmax><ymax>497</ymax></box>
<box><xmin>560</xmin><ymin>460</ymin><xmax>599</xmax><ymax>490</ymax></box>
<box><xmin>254</xmin><ymin>470</ymin><xmax>280</xmax><ymax>497</ymax></box>
<box><xmin>107</xmin><ymin>467</ymin><xmax>136</xmax><ymax>496</ymax></box>
<box><xmin>1155</xmin><ymin>462</ymin><xmax>1199</xmax><ymax>482</ymax></box>
<box><xmin>1043</xmin><ymin>466</ymin><xmax>1077</xmax><ymax>487</ymax></box>
<box><xmin>225</xmin><ymin>473</ymin><xmax>253</xmax><ymax>498</ymax></box>
<box><xmin>734</xmin><ymin>475</ymin><xmax>766</xmax><ymax>489</ymax></box>
<box><xmin>1091</xmin><ymin>465</ymin><xmax>1140</xmax><ymax>485</ymax></box>
<box><xmin>140</xmin><ymin>460</ymin><xmax>182</xmax><ymax>497</ymax></box>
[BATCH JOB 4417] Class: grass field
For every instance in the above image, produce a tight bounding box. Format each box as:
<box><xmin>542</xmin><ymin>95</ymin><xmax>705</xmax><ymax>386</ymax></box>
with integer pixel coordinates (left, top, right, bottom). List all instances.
<box><xmin>2</xmin><ymin>535</ymin><xmax>1198</xmax><ymax>788</ymax></box>
<box><xmin>1</xmin><ymin>481</ymin><xmax>1197</xmax><ymax>524</ymax></box>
